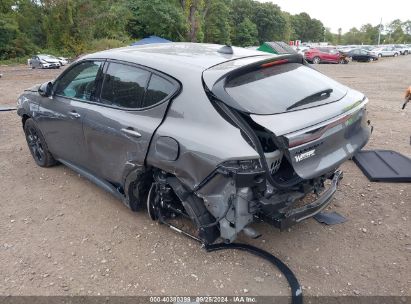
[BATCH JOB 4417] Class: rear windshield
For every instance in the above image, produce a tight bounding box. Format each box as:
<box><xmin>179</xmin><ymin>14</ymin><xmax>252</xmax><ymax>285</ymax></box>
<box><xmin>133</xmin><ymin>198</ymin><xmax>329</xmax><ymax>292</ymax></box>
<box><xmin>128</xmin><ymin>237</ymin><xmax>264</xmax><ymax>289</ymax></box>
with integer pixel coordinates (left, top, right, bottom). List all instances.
<box><xmin>224</xmin><ymin>63</ymin><xmax>347</xmax><ymax>114</ymax></box>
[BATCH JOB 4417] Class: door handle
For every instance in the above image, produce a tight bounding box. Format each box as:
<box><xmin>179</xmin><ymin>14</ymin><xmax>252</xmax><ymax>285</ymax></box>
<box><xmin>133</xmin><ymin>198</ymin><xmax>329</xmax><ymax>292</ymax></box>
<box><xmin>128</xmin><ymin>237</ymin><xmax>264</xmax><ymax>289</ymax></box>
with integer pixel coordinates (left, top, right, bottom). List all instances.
<box><xmin>121</xmin><ymin>128</ymin><xmax>142</xmax><ymax>138</ymax></box>
<box><xmin>68</xmin><ymin>111</ymin><xmax>81</xmax><ymax>119</ymax></box>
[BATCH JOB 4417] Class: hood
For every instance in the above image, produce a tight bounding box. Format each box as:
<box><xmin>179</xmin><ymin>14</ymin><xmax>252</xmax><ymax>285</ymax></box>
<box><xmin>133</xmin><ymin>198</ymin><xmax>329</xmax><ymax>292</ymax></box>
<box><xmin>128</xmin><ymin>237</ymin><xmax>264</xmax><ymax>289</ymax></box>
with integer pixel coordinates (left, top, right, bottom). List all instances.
<box><xmin>41</xmin><ymin>58</ymin><xmax>59</xmax><ymax>63</ymax></box>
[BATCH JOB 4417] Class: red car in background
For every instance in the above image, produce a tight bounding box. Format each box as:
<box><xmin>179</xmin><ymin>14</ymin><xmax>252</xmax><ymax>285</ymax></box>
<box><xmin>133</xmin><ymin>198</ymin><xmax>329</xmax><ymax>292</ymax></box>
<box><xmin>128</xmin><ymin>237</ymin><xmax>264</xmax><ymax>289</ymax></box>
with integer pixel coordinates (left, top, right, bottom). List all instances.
<box><xmin>304</xmin><ymin>47</ymin><xmax>346</xmax><ymax>64</ymax></box>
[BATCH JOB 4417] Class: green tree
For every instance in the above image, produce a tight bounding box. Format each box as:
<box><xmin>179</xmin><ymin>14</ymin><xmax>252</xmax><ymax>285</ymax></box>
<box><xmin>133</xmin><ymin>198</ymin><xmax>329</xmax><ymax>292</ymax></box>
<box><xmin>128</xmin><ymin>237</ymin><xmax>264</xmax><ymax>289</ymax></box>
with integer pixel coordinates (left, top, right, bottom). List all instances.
<box><xmin>252</xmin><ymin>1</ymin><xmax>287</xmax><ymax>43</ymax></box>
<box><xmin>203</xmin><ymin>0</ymin><xmax>231</xmax><ymax>44</ymax></box>
<box><xmin>291</xmin><ymin>13</ymin><xmax>324</xmax><ymax>41</ymax></box>
<box><xmin>127</xmin><ymin>0</ymin><xmax>186</xmax><ymax>41</ymax></box>
<box><xmin>235</xmin><ymin>17</ymin><xmax>258</xmax><ymax>46</ymax></box>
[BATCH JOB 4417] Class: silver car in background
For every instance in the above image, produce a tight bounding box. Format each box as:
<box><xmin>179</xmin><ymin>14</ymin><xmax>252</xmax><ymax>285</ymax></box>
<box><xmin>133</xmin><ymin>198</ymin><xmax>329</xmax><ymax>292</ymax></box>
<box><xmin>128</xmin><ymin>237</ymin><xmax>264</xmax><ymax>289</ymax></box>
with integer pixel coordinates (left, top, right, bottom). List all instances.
<box><xmin>369</xmin><ymin>46</ymin><xmax>399</xmax><ymax>57</ymax></box>
<box><xmin>29</xmin><ymin>54</ymin><xmax>61</xmax><ymax>69</ymax></box>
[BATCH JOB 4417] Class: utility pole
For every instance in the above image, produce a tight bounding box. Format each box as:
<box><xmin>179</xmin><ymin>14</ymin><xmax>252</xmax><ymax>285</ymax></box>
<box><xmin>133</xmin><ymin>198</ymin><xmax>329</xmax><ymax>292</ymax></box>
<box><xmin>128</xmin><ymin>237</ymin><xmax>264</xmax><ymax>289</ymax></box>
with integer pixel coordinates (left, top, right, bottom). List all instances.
<box><xmin>377</xmin><ymin>17</ymin><xmax>382</xmax><ymax>45</ymax></box>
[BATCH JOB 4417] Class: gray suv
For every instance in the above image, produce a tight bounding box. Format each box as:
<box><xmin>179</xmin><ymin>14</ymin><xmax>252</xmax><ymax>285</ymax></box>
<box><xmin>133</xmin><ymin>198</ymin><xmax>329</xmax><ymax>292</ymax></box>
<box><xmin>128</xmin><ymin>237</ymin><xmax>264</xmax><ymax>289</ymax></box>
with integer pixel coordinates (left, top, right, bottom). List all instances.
<box><xmin>17</xmin><ymin>43</ymin><xmax>372</xmax><ymax>244</ymax></box>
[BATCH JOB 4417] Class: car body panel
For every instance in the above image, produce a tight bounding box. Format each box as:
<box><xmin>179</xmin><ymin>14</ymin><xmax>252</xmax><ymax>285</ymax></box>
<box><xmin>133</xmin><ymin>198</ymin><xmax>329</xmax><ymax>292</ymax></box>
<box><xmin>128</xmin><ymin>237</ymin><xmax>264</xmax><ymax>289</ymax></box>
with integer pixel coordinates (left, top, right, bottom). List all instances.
<box><xmin>35</xmin><ymin>95</ymin><xmax>89</xmax><ymax>166</ymax></box>
<box><xmin>81</xmin><ymin>101</ymin><xmax>171</xmax><ymax>184</ymax></box>
<box><xmin>249</xmin><ymin>89</ymin><xmax>366</xmax><ymax>136</ymax></box>
<box><xmin>146</xmin><ymin>75</ymin><xmax>260</xmax><ymax>189</ymax></box>
<box><xmin>281</xmin><ymin>102</ymin><xmax>370</xmax><ymax>179</ymax></box>
<box><xmin>81</xmin><ymin>43</ymin><xmax>268</xmax><ymax>83</ymax></box>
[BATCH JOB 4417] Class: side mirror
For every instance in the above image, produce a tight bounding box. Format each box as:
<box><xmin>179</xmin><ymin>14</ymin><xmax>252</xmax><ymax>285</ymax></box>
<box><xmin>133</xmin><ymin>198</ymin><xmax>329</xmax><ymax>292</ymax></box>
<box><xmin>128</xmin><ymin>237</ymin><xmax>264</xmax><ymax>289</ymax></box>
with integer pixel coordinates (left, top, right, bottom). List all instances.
<box><xmin>38</xmin><ymin>82</ymin><xmax>53</xmax><ymax>97</ymax></box>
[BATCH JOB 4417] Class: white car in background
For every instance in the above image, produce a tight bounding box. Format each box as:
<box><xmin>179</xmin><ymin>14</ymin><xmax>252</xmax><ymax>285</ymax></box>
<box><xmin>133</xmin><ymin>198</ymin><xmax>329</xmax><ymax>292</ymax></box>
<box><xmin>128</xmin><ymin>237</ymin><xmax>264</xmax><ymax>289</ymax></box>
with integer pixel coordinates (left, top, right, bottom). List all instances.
<box><xmin>29</xmin><ymin>55</ymin><xmax>61</xmax><ymax>69</ymax></box>
<box><xmin>370</xmin><ymin>46</ymin><xmax>399</xmax><ymax>57</ymax></box>
<box><xmin>46</xmin><ymin>55</ymin><xmax>69</xmax><ymax>66</ymax></box>
<box><xmin>56</xmin><ymin>57</ymin><xmax>69</xmax><ymax>66</ymax></box>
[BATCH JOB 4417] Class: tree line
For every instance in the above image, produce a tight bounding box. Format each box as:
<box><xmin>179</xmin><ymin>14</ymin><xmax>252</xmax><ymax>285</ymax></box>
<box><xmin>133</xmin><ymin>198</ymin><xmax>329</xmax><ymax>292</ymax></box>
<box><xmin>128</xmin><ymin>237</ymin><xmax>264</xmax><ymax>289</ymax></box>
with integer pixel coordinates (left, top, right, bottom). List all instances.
<box><xmin>1</xmin><ymin>0</ymin><xmax>410</xmax><ymax>60</ymax></box>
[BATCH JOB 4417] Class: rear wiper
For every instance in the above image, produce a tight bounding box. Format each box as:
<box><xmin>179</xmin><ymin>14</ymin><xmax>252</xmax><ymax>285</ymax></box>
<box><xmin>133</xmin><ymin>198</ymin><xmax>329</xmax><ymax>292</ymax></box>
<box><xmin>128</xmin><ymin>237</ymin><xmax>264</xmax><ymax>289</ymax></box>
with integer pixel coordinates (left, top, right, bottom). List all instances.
<box><xmin>286</xmin><ymin>88</ymin><xmax>333</xmax><ymax>111</ymax></box>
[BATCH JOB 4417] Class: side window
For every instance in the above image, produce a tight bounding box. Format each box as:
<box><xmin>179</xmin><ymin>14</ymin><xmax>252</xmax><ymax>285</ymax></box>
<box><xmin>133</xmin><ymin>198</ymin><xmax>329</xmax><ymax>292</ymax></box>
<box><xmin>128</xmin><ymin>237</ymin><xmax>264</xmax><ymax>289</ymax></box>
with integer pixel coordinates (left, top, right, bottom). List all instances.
<box><xmin>100</xmin><ymin>63</ymin><xmax>150</xmax><ymax>108</ymax></box>
<box><xmin>143</xmin><ymin>74</ymin><xmax>175</xmax><ymax>107</ymax></box>
<box><xmin>54</xmin><ymin>61</ymin><xmax>103</xmax><ymax>101</ymax></box>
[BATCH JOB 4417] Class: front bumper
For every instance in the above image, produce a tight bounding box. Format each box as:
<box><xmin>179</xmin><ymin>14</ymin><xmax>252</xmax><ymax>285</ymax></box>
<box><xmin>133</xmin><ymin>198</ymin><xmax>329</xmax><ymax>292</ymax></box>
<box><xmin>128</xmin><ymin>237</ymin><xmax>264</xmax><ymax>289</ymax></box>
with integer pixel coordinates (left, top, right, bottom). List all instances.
<box><xmin>273</xmin><ymin>170</ymin><xmax>343</xmax><ymax>230</ymax></box>
<box><xmin>42</xmin><ymin>63</ymin><xmax>60</xmax><ymax>68</ymax></box>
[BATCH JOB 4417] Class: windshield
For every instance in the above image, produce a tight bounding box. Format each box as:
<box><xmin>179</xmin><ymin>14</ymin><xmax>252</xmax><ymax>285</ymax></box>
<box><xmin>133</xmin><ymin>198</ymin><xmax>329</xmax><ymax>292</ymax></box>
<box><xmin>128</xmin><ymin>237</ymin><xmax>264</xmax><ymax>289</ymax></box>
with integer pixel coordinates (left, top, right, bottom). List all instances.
<box><xmin>224</xmin><ymin>63</ymin><xmax>347</xmax><ymax>114</ymax></box>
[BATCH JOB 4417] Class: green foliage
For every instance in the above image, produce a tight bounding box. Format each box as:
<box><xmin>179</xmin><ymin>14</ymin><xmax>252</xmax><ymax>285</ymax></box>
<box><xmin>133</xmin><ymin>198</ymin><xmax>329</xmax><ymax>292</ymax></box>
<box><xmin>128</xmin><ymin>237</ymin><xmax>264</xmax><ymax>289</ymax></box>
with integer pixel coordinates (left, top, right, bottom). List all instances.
<box><xmin>252</xmin><ymin>2</ymin><xmax>286</xmax><ymax>43</ymax></box>
<box><xmin>127</xmin><ymin>0</ymin><xmax>187</xmax><ymax>41</ymax></box>
<box><xmin>1</xmin><ymin>0</ymin><xmax>410</xmax><ymax>61</ymax></box>
<box><xmin>290</xmin><ymin>13</ymin><xmax>324</xmax><ymax>42</ymax></box>
<box><xmin>235</xmin><ymin>17</ymin><xmax>258</xmax><ymax>46</ymax></box>
<box><xmin>203</xmin><ymin>0</ymin><xmax>231</xmax><ymax>44</ymax></box>
<box><xmin>0</xmin><ymin>12</ymin><xmax>37</xmax><ymax>60</ymax></box>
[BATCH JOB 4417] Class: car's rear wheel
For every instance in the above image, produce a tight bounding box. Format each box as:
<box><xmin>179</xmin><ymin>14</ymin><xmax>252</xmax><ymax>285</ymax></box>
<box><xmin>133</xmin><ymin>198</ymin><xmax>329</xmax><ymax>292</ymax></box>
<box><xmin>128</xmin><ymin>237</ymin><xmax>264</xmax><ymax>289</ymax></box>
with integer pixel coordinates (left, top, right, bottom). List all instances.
<box><xmin>394</xmin><ymin>53</ymin><xmax>398</xmax><ymax>57</ymax></box>
<box><xmin>378</xmin><ymin>54</ymin><xmax>382</xmax><ymax>58</ymax></box>
<box><xmin>312</xmin><ymin>56</ymin><xmax>321</xmax><ymax>64</ymax></box>
<box><xmin>24</xmin><ymin>118</ymin><xmax>57</xmax><ymax>167</ymax></box>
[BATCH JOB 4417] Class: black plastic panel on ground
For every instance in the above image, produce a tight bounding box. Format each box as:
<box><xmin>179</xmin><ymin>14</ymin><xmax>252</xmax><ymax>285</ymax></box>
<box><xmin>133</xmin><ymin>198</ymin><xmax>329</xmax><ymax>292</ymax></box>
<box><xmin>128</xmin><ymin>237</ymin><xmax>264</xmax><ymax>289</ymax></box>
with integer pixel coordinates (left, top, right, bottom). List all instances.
<box><xmin>353</xmin><ymin>150</ymin><xmax>411</xmax><ymax>182</ymax></box>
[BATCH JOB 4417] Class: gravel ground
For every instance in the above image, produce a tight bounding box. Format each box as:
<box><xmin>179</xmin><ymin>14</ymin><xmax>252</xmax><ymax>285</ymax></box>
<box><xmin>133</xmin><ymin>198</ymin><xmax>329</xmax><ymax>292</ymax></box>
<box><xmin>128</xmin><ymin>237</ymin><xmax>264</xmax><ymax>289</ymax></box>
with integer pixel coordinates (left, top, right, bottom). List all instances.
<box><xmin>0</xmin><ymin>56</ymin><xmax>410</xmax><ymax>297</ymax></box>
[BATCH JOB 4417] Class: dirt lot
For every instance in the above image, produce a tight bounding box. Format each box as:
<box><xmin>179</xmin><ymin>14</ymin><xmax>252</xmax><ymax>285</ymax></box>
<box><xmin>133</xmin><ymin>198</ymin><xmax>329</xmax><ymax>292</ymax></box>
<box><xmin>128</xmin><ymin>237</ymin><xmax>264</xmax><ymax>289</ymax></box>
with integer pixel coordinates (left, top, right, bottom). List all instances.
<box><xmin>0</xmin><ymin>57</ymin><xmax>410</xmax><ymax>297</ymax></box>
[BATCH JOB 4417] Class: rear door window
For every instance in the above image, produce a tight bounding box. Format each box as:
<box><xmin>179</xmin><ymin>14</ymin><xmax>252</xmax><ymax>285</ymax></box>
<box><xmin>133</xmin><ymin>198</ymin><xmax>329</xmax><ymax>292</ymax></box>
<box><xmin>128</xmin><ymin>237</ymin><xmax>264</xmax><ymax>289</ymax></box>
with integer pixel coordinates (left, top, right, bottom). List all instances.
<box><xmin>143</xmin><ymin>74</ymin><xmax>176</xmax><ymax>107</ymax></box>
<box><xmin>100</xmin><ymin>62</ymin><xmax>150</xmax><ymax>108</ymax></box>
<box><xmin>224</xmin><ymin>63</ymin><xmax>347</xmax><ymax>114</ymax></box>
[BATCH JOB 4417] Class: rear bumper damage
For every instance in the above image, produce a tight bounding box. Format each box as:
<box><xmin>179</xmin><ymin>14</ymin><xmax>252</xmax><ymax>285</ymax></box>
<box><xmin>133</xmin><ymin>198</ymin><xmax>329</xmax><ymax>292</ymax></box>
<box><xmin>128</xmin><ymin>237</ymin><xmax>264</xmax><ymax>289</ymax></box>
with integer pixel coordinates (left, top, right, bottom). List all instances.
<box><xmin>269</xmin><ymin>170</ymin><xmax>343</xmax><ymax>230</ymax></box>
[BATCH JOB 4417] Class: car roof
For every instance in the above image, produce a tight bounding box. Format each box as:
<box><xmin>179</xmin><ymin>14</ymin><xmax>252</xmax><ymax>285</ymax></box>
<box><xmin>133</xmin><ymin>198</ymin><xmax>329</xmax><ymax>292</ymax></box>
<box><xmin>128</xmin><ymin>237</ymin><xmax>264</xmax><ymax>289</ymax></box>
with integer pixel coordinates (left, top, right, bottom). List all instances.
<box><xmin>82</xmin><ymin>42</ymin><xmax>271</xmax><ymax>80</ymax></box>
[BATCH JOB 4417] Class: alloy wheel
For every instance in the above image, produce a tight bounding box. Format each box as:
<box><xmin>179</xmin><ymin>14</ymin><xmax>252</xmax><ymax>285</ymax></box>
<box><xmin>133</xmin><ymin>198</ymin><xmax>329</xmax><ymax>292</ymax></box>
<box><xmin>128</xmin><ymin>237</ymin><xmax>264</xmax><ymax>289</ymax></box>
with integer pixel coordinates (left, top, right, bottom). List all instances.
<box><xmin>26</xmin><ymin>126</ymin><xmax>45</xmax><ymax>163</ymax></box>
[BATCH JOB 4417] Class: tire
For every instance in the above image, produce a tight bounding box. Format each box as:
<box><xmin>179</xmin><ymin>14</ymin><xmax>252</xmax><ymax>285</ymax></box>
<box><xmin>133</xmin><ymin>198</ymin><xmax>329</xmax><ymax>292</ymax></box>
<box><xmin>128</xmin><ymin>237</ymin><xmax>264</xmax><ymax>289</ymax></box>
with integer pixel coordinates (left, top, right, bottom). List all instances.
<box><xmin>312</xmin><ymin>56</ymin><xmax>321</xmax><ymax>64</ymax></box>
<box><xmin>339</xmin><ymin>58</ymin><xmax>346</xmax><ymax>64</ymax></box>
<box><xmin>24</xmin><ymin>118</ymin><xmax>57</xmax><ymax>167</ymax></box>
<box><xmin>394</xmin><ymin>53</ymin><xmax>398</xmax><ymax>57</ymax></box>
<box><xmin>378</xmin><ymin>54</ymin><xmax>382</xmax><ymax>58</ymax></box>
<box><xmin>405</xmin><ymin>51</ymin><xmax>409</xmax><ymax>55</ymax></box>
<box><xmin>368</xmin><ymin>57</ymin><xmax>374</xmax><ymax>62</ymax></box>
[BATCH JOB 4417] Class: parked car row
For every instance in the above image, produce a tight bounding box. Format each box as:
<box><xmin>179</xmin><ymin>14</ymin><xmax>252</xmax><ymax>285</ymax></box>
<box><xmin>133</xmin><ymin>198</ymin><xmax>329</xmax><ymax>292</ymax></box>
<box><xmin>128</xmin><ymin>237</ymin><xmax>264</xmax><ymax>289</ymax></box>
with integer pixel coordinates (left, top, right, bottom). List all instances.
<box><xmin>28</xmin><ymin>54</ymin><xmax>70</xmax><ymax>69</ymax></box>
<box><xmin>301</xmin><ymin>43</ymin><xmax>410</xmax><ymax>64</ymax></box>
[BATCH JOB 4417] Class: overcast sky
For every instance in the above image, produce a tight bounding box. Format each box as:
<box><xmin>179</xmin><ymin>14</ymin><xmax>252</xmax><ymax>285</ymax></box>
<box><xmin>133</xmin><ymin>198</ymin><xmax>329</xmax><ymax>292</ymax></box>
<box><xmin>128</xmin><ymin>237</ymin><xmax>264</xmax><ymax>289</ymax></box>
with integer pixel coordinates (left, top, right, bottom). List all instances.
<box><xmin>257</xmin><ymin>0</ymin><xmax>410</xmax><ymax>33</ymax></box>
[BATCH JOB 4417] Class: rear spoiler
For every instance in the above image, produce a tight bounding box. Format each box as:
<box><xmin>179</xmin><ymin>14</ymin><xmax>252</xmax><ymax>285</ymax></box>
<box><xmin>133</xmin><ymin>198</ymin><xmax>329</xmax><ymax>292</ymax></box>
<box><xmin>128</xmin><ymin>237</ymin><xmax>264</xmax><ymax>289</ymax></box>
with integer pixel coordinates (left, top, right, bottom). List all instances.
<box><xmin>206</xmin><ymin>54</ymin><xmax>305</xmax><ymax>113</ymax></box>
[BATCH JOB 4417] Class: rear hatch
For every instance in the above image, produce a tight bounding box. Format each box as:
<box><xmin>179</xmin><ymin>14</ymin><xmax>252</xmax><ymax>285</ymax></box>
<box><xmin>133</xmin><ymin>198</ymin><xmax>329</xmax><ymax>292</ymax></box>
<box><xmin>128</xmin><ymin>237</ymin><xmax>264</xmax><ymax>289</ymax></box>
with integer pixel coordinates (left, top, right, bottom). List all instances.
<box><xmin>203</xmin><ymin>55</ymin><xmax>372</xmax><ymax>179</ymax></box>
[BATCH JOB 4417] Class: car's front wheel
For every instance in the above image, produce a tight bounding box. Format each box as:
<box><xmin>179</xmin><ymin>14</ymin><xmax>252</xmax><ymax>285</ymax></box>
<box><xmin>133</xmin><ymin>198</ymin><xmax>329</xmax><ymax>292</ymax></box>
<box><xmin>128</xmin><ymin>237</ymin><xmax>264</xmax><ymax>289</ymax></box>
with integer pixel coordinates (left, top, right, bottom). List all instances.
<box><xmin>312</xmin><ymin>56</ymin><xmax>321</xmax><ymax>64</ymax></box>
<box><xmin>394</xmin><ymin>53</ymin><xmax>398</xmax><ymax>57</ymax></box>
<box><xmin>368</xmin><ymin>57</ymin><xmax>374</xmax><ymax>62</ymax></box>
<box><xmin>24</xmin><ymin>118</ymin><xmax>57</xmax><ymax>167</ymax></box>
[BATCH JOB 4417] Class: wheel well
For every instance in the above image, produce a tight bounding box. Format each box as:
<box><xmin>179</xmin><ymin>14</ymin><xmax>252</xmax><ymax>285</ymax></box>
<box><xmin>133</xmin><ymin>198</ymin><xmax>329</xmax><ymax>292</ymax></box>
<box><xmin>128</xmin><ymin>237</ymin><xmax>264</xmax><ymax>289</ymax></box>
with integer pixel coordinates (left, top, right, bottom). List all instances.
<box><xmin>22</xmin><ymin>114</ymin><xmax>31</xmax><ymax>127</ymax></box>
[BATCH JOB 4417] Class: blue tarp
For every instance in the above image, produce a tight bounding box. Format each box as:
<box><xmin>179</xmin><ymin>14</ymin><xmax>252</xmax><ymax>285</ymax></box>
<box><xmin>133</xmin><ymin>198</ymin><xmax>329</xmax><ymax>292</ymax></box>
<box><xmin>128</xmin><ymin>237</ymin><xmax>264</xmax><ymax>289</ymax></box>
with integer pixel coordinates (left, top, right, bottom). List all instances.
<box><xmin>131</xmin><ymin>35</ymin><xmax>171</xmax><ymax>46</ymax></box>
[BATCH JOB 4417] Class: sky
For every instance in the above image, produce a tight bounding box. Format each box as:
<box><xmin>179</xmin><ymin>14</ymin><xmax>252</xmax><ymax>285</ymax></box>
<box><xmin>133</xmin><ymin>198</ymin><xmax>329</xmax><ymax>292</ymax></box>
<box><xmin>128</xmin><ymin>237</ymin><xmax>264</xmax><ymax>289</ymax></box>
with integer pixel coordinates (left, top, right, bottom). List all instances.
<box><xmin>257</xmin><ymin>0</ymin><xmax>411</xmax><ymax>33</ymax></box>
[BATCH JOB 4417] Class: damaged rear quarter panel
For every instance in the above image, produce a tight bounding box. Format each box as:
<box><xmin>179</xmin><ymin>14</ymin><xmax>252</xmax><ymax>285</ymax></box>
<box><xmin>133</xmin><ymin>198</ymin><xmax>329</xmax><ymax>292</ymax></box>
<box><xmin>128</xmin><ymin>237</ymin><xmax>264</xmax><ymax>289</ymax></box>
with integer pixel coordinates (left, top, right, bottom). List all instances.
<box><xmin>146</xmin><ymin>79</ymin><xmax>259</xmax><ymax>190</ymax></box>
